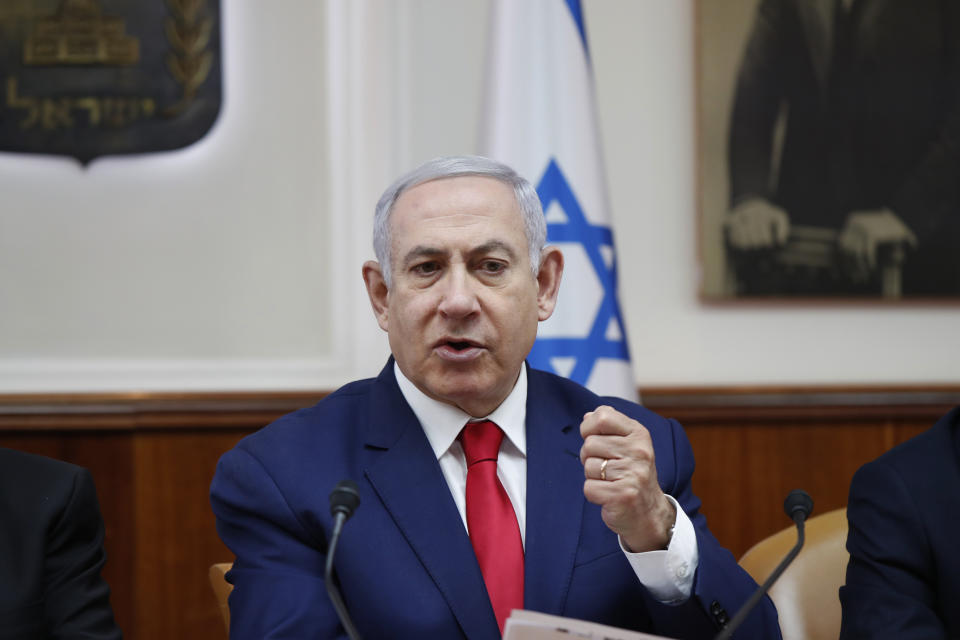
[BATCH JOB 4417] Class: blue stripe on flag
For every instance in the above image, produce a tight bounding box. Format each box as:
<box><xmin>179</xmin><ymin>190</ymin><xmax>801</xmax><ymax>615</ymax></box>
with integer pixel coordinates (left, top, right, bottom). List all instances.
<box><xmin>530</xmin><ymin>159</ymin><xmax>631</xmax><ymax>386</ymax></box>
<box><xmin>564</xmin><ymin>0</ymin><xmax>588</xmax><ymax>52</ymax></box>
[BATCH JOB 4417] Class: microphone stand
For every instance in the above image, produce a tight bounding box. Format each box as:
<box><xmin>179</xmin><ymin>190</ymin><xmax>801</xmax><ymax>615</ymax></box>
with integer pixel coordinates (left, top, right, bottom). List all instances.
<box><xmin>325</xmin><ymin>480</ymin><xmax>363</xmax><ymax>640</ymax></box>
<box><xmin>714</xmin><ymin>489</ymin><xmax>813</xmax><ymax>640</ymax></box>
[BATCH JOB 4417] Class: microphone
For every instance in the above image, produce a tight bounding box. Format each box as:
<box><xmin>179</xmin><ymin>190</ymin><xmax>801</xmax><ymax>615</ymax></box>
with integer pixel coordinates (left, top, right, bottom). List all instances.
<box><xmin>325</xmin><ymin>480</ymin><xmax>363</xmax><ymax>640</ymax></box>
<box><xmin>714</xmin><ymin>489</ymin><xmax>813</xmax><ymax>640</ymax></box>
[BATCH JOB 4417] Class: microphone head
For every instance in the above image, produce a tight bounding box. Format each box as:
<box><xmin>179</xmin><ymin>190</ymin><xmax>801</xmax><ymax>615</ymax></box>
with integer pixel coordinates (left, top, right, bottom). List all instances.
<box><xmin>783</xmin><ymin>489</ymin><xmax>813</xmax><ymax>522</ymax></box>
<box><xmin>330</xmin><ymin>479</ymin><xmax>361</xmax><ymax>520</ymax></box>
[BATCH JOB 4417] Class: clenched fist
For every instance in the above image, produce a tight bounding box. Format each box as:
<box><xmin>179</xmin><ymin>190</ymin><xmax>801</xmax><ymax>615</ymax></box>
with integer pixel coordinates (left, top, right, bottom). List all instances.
<box><xmin>580</xmin><ymin>405</ymin><xmax>676</xmax><ymax>552</ymax></box>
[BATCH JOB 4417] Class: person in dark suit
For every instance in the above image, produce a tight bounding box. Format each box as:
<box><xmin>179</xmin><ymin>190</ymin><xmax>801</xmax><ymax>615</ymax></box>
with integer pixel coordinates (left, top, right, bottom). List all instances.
<box><xmin>726</xmin><ymin>0</ymin><xmax>960</xmax><ymax>296</ymax></box>
<box><xmin>210</xmin><ymin>156</ymin><xmax>780</xmax><ymax>639</ymax></box>
<box><xmin>839</xmin><ymin>406</ymin><xmax>960</xmax><ymax>638</ymax></box>
<box><xmin>0</xmin><ymin>448</ymin><xmax>122</xmax><ymax>639</ymax></box>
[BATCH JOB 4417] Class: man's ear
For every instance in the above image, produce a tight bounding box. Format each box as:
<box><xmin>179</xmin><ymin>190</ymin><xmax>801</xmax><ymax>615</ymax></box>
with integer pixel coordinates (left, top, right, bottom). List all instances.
<box><xmin>362</xmin><ymin>261</ymin><xmax>390</xmax><ymax>331</ymax></box>
<box><xmin>535</xmin><ymin>246</ymin><xmax>564</xmax><ymax>321</ymax></box>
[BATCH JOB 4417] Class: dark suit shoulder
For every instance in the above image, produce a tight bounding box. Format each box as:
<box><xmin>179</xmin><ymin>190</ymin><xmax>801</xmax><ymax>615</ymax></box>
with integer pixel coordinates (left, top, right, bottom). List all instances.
<box><xmin>0</xmin><ymin>448</ymin><xmax>91</xmax><ymax>531</ymax></box>
<box><xmin>0</xmin><ymin>448</ymin><xmax>102</xmax><ymax>555</ymax></box>
<box><xmin>0</xmin><ymin>447</ymin><xmax>85</xmax><ymax>489</ymax></box>
<box><xmin>236</xmin><ymin>374</ymin><xmax>380</xmax><ymax>451</ymax></box>
<box><xmin>857</xmin><ymin>406</ymin><xmax>960</xmax><ymax>493</ymax></box>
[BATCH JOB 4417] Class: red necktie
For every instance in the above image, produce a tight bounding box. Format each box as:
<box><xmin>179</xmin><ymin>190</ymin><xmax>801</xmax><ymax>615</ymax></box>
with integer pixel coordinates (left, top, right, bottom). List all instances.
<box><xmin>461</xmin><ymin>420</ymin><xmax>524</xmax><ymax>634</ymax></box>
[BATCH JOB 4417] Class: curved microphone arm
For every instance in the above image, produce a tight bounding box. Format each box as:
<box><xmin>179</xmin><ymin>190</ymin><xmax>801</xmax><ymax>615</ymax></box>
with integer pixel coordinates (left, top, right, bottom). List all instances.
<box><xmin>714</xmin><ymin>489</ymin><xmax>813</xmax><ymax>640</ymax></box>
<box><xmin>325</xmin><ymin>480</ymin><xmax>363</xmax><ymax>640</ymax></box>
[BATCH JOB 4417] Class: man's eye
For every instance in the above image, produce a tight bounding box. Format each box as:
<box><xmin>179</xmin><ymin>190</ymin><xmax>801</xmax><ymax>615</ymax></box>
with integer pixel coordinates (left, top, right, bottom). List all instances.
<box><xmin>412</xmin><ymin>262</ymin><xmax>440</xmax><ymax>275</ymax></box>
<box><xmin>480</xmin><ymin>261</ymin><xmax>506</xmax><ymax>274</ymax></box>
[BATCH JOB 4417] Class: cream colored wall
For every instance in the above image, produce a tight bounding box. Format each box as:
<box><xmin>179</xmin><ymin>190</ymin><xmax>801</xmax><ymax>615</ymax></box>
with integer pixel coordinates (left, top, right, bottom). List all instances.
<box><xmin>1</xmin><ymin>0</ymin><xmax>957</xmax><ymax>392</ymax></box>
<box><xmin>1</xmin><ymin>2</ymin><xmax>336</xmax><ymax>390</ymax></box>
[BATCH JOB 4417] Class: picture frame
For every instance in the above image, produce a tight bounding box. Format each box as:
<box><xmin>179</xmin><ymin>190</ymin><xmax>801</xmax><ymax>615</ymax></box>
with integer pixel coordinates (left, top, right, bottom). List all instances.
<box><xmin>697</xmin><ymin>0</ymin><xmax>960</xmax><ymax>300</ymax></box>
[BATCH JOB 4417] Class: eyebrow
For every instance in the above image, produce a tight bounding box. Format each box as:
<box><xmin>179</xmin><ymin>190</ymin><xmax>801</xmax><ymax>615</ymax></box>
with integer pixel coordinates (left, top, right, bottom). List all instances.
<box><xmin>400</xmin><ymin>241</ymin><xmax>519</xmax><ymax>268</ymax></box>
<box><xmin>400</xmin><ymin>245</ymin><xmax>445</xmax><ymax>268</ymax></box>
<box><xmin>471</xmin><ymin>241</ymin><xmax>519</xmax><ymax>262</ymax></box>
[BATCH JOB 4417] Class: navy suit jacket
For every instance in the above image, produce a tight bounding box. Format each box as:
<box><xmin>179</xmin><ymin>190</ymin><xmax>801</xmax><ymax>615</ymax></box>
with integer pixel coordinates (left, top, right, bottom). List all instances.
<box><xmin>840</xmin><ymin>406</ymin><xmax>960</xmax><ymax>638</ymax></box>
<box><xmin>210</xmin><ymin>361</ymin><xmax>779</xmax><ymax>639</ymax></box>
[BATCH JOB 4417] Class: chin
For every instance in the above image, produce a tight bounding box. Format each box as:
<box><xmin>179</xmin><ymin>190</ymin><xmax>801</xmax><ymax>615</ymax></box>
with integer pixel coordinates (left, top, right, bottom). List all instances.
<box><xmin>428</xmin><ymin>376</ymin><xmax>497</xmax><ymax>407</ymax></box>
<box><xmin>430</xmin><ymin>376</ymin><xmax>488</xmax><ymax>398</ymax></box>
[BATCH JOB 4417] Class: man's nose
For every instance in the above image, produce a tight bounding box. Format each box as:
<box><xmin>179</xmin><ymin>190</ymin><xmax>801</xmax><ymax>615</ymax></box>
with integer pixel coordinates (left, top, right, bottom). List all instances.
<box><xmin>437</xmin><ymin>267</ymin><xmax>480</xmax><ymax>318</ymax></box>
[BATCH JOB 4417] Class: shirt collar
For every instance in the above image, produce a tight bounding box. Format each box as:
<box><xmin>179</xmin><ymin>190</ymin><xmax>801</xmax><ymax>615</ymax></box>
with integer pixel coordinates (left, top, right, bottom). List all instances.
<box><xmin>393</xmin><ymin>361</ymin><xmax>527</xmax><ymax>460</ymax></box>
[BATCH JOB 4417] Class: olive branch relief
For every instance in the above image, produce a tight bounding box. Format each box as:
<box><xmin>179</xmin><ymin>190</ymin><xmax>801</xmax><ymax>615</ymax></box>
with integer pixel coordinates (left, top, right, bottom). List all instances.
<box><xmin>164</xmin><ymin>0</ymin><xmax>213</xmax><ymax>116</ymax></box>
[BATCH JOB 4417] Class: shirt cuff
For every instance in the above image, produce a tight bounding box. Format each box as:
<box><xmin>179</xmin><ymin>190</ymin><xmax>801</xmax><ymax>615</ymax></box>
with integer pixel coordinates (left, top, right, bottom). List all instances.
<box><xmin>619</xmin><ymin>494</ymin><xmax>699</xmax><ymax>604</ymax></box>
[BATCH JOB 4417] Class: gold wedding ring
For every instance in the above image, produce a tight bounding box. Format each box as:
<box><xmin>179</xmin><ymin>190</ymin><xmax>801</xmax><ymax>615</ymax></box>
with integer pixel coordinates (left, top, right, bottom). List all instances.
<box><xmin>599</xmin><ymin>458</ymin><xmax>609</xmax><ymax>481</ymax></box>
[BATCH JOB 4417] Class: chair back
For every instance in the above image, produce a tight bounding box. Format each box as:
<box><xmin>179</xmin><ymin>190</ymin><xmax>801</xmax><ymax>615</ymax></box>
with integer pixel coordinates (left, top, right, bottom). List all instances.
<box><xmin>726</xmin><ymin>225</ymin><xmax>905</xmax><ymax>297</ymax></box>
<box><xmin>208</xmin><ymin>562</ymin><xmax>233</xmax><ymax>633</ymax></box>
<box><xmin>739</xmin><ymin>507</ymin><xmax>849</xmax><ymax>640</ymax></box>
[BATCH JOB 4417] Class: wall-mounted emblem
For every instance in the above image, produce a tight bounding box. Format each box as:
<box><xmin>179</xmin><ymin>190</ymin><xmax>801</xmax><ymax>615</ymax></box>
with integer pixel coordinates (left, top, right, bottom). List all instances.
<box><xmin>0</xmin><ymin>0</ymin><xmax>222</xmax><ymax>164</ymax></box>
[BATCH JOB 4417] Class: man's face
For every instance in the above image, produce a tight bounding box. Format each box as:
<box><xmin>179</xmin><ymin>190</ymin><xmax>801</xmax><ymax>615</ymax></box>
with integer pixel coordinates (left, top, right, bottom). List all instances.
<box><xmin>363</xmin><ymin>175</ymin><xmax>562</xmax><ymax>417</ymax></box>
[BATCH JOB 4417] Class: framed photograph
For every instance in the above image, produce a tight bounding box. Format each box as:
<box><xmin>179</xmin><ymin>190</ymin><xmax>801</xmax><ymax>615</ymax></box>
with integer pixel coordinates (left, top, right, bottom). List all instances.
<box><xmin>697</xmin><ymin>0</ymin><xmax>960</xmax><ymax>300</ymax></box>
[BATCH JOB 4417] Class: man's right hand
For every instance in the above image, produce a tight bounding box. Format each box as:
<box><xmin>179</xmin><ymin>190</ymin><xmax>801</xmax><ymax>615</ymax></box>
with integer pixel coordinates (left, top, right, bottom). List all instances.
<box><xmin>838</xmin><ymin>209</ymin><xmax>917</xmax><ymax>282</ymax></box>
<box><xmin>724</xmin><ymin>198</ymin><xmax>790</xmax><ymax>250</ymax></box>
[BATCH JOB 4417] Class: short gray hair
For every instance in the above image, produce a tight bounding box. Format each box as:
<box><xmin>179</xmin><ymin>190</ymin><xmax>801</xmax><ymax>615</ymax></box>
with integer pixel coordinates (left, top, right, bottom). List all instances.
<box><xmin>373</xmin><ymin>155</ymin><xmax>547</xmax><ymax>287</ymax></box>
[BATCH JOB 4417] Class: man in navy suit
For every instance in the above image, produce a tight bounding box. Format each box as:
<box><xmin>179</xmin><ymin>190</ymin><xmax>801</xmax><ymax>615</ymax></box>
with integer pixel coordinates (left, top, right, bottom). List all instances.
<box><xmin>840</xmin><ymin>406</ymin><xmax>960</xmax><ymax>638</ymax></box>
<box><xmin>210</xmin><ymin>156</ymin><xmax>780</xmax><ymax>639</ymax></box>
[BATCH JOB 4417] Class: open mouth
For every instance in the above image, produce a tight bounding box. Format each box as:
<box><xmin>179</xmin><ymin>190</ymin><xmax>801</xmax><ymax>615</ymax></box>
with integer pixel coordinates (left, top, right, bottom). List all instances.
<box><xmin>435</xmin><ymin>339</ymin><xmax>483</xmax><ymax>360</ymax></box>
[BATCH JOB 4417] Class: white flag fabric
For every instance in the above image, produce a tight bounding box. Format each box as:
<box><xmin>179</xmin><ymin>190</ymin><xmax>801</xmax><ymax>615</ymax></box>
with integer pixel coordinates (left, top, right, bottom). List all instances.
<box><xmin>481</xmin><ymin>0</ymin><xmax>637</xmax><ymax>400</ymax></box>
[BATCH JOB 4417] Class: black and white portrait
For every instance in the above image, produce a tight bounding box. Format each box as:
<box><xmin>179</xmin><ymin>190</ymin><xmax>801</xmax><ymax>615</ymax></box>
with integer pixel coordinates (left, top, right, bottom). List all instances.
<box><xmin>699</xmin><ymin>0</ymin><xmax>960</xmax><ymax>299</ymax></box>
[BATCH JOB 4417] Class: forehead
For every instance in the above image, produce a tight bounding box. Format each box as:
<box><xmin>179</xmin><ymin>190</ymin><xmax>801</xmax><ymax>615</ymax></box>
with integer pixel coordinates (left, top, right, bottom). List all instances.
<box><xmin>389</xmin><ymin>175</ymin><xmax>526</xmax><ymax>248</ymax></box>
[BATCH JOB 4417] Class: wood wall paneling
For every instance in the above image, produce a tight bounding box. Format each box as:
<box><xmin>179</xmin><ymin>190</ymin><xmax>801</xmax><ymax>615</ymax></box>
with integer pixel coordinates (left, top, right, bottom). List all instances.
<box><xmin>683</xmin><ymin>419</ymin><xmax>926</xmax><ymax>555</ymax></box>
<box><xmin>1</xmin><ymin>388</ymin><xmax>957</xmax><ymax>639</ymax></box>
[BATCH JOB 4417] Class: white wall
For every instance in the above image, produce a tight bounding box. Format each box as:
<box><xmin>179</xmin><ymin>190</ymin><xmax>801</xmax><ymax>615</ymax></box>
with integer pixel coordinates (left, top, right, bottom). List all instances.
<box><xmin>0</xmin><ymin>0</ymin><xmax>957</xmax><ymax>392</ymax></box>
<box><xmin>1</xmin><ymin>1</ymin><xmax>342</xmax><ymax>390</ymax></box>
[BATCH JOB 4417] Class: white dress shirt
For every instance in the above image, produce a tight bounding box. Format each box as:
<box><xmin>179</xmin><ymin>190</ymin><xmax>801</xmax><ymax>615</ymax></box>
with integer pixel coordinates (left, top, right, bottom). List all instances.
<box><xmin>394</xmin><ymin>362</ymin><xmax>698</xmax><ymax>603</ymax></box>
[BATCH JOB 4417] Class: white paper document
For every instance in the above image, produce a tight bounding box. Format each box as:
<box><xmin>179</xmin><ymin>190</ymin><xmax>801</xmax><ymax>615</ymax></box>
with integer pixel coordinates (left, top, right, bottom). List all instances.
<box><xmin>503</xmin><ymin>610</ymin><xmax>674</xmax><ymax>640</ymax></box>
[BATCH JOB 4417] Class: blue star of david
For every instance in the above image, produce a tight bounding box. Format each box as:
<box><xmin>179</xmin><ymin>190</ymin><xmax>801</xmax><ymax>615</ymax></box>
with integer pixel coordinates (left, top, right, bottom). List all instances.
<box><xmin>528</xmin><ymin>158</ymin><xmax>631</xmax><ymax>385</ymax></box>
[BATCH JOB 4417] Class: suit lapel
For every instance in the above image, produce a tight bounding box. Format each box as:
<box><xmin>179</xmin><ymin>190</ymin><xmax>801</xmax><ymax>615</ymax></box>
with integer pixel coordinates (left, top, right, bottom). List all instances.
<box><xmin>362</xmin><ymin>361</ymin><xmax>500</xmax><ymax>639</ymax></box>
<box><xmin>797</xmin><ymin>0</ymin><xmax>836</xmax><ymax>95</ymax></box>
<box><xmin>522</xmin><ymin>367</ymin><xmax>586</xmax><ymax>616</ymax></box>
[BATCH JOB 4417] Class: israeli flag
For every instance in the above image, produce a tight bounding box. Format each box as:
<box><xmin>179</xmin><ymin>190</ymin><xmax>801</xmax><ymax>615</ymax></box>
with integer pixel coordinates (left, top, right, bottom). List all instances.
<box><xmin>481</xmin><ymin>0</ymin><xmax>637</xmax><ymax>400</ymax></box>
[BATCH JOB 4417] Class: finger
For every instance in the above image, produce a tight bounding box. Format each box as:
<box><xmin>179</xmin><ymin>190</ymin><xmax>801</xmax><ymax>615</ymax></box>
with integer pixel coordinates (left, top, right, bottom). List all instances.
<box><xmin>740</xmin><ymin>220</ymin><xmax>758</xmax><ymax>249</ymax></box>
<box><xmin>906</xmin><ymin>228</ymin><xmax>918</xmax><ymax>248</ymax></box>
<box><xmin>583</xmin><ymin>478</ymin><xmax>620</xmax><ymax>506</ymax></box>
<box><xmin>728</xmin><ymin>221</ymin><xmax>747</xmax><ymax>249</ymax></box>
<box><xmin>580</xmin><ymin>435</ymin><xmax>625</xmax><ymax>464</ymax></box>
<box><xmin>583</xmin><ymin>474</ymin><xmax>637</xmax><ymax>504</ymax></box>
<box><xmin>840</xmin><ymin>229</ymin><xmax>866</xmax><ymax>278</ymax></box>
<box><xmin>584</xmin><ymin>458</ymin><xmax>660</xmax><ymax>501</ymax></box>
<box><xmin>583</xmin><ymin>469</ymin><xmax>656</xmax><ymax>507</ymax></box>
<box><xmin>584</xmin><ymin>456</ymin><xmax>601</xmax><ymax>480</ymax></box>
<box><xmin>584</xmin><ymin>456</ymin><xmax>621</xmax><ymax>481</ymax></box>
<box><xmin>580</xmin><ymin>405</ymin><xmax>636</xmax><ymax>438</ymax></box>
<box><xmin>581</xmin><ymin>432</ymin><xmax>646</xmax><ymax>459</ymax></box>
<box><xmin>581</xmin><ymin>438</ymin><xmax>656</xmax><ymax>480</ymax></box>
<box><xmin>774</xmin><ymin>214</ymin><xmax>790</xmax><ymax>245</ymax></box>
<box><xmin>747</xmin><ymin>219</ymin><xmax>769</xmax><ymax>249</ymax></box>
<box><xmin>758</xmin><ymin>217</ymin><xmax>773</xmax><ymax>247</ymax></box>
